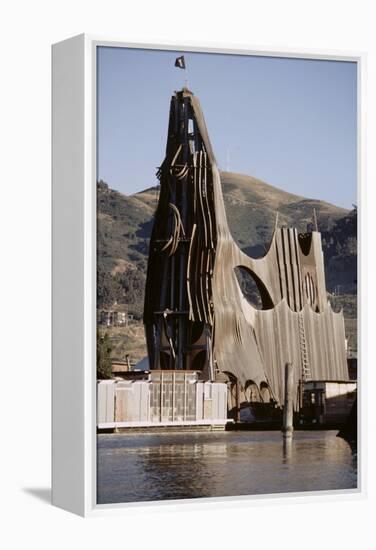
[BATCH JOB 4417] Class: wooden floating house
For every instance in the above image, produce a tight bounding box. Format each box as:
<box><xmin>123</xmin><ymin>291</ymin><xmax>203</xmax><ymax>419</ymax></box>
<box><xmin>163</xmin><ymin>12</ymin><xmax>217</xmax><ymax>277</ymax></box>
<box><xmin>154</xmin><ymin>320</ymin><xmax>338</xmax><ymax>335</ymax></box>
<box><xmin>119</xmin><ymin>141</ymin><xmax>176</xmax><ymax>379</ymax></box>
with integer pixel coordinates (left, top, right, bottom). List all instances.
<box><xmin>143</xmin><ymin>87</ymin><xmax>349</xmax><ymax>413</ymax></box>
<box><xmin>97</xmin><ymin>87</ymin><xmax>352</xmax><ymax>432</ymax></box>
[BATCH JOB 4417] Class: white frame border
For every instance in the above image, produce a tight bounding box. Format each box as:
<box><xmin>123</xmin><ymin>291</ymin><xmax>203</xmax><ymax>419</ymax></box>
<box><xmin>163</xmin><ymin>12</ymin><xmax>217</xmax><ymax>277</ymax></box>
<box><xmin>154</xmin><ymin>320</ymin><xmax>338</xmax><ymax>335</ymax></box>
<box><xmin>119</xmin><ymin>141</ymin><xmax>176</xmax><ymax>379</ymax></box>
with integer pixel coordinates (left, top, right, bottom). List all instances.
<box><xmin>52</xmin><ymin>33</ymin><xmax>366</xmax><ymax>517</ymax></box>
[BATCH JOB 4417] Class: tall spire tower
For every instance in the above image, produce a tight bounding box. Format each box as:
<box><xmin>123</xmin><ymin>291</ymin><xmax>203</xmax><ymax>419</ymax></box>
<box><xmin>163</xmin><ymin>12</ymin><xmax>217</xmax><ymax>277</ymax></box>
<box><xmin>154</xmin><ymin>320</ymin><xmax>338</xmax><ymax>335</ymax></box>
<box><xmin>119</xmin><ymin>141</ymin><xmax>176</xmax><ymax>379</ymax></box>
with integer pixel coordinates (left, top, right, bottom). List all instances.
<box><xmin>144</xmin><ymin>88</ymin><xmax>216</xmax><ymax>379</ymax></box>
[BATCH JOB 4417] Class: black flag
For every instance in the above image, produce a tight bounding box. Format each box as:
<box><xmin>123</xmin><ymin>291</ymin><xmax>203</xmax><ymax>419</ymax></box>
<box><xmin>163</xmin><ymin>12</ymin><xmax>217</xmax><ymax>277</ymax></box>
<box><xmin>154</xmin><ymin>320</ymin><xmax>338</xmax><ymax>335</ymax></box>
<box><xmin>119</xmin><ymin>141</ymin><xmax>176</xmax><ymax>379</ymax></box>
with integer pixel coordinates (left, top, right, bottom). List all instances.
<box><xmin>175</xmin><ymin>55</ymin><xmax>186</xmax><ymax>69</ymax></box>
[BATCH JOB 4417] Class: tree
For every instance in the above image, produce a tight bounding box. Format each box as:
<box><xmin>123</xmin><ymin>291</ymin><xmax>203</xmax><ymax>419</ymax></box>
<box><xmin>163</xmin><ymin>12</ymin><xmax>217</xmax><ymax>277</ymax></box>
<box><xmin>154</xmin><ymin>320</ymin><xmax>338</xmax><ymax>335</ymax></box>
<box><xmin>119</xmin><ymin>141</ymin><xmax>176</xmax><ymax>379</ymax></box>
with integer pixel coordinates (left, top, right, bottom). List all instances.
<box><xmin>97</xmin><ymin>331</ymin><xmax>112</xmax><ymax>379</ymax></box>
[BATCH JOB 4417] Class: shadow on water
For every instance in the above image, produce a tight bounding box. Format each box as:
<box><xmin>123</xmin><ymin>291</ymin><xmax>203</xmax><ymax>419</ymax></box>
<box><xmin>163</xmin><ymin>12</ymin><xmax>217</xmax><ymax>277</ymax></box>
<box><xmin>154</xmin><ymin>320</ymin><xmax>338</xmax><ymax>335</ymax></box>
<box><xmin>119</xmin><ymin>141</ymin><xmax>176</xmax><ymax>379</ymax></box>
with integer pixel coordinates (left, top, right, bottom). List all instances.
<box><xmin>23</xmin><ymin>488</ymin><xmax>51</xmax><ymax>504</ymax></box>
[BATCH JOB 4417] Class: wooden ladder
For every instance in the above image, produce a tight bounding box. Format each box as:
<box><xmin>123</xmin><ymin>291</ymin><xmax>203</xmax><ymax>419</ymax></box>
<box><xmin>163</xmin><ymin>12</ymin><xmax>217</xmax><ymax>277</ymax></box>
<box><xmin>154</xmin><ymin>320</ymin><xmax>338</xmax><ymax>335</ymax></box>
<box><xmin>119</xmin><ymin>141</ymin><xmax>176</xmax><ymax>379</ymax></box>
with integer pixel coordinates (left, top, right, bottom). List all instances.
<box><xmin>298</xmin><ymin>312</ymin><xmax>311</xmax><ymax>381</ymax></box>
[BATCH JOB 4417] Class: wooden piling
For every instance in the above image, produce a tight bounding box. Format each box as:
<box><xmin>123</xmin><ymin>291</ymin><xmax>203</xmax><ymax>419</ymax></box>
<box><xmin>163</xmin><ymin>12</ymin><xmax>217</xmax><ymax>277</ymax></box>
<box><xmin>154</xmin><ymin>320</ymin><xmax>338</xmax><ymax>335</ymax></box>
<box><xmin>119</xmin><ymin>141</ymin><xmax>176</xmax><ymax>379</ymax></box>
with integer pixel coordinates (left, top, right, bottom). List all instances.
<box><xmin>282</xmin><ymin>362</ymin><xmax>294</xmax><ymax>438</ymax></box>
<box><xmin>235</xmin><ymin>380</ymin><xmax>240</xmax><ymax>423</ymax></box>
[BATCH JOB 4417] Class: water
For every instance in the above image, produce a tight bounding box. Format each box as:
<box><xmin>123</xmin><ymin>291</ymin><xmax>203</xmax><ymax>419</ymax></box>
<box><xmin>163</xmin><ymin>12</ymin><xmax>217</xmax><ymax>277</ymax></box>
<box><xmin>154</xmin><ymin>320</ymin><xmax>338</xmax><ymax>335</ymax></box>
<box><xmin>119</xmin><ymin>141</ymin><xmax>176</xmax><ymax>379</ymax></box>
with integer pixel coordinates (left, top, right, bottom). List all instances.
<box><xmin>97</xmin><ymin>430</ymin><xmax>357</xmax><ymax>504</ymax></box>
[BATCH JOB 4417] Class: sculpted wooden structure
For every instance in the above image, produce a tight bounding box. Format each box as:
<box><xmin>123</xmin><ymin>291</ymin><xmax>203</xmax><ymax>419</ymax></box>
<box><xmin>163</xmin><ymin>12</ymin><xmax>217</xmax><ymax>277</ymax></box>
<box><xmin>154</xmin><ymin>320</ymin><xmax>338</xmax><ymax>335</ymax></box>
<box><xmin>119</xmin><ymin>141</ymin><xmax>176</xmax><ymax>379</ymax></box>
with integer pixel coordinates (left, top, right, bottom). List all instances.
<box><xmin>144</xmin><ymin>88</ymin><xmax>348</xmax><ymax>407</ymax></box>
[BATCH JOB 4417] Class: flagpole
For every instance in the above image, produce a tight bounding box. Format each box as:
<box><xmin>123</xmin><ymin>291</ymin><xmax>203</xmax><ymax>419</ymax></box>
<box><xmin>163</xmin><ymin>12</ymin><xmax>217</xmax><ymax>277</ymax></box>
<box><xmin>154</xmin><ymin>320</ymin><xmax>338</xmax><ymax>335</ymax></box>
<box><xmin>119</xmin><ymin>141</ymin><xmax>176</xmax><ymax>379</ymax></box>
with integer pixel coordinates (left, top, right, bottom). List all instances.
<box><xmin>175</xmin><ymin>56</ymin><xmax>189</xmax><ymax>90</ymax></box>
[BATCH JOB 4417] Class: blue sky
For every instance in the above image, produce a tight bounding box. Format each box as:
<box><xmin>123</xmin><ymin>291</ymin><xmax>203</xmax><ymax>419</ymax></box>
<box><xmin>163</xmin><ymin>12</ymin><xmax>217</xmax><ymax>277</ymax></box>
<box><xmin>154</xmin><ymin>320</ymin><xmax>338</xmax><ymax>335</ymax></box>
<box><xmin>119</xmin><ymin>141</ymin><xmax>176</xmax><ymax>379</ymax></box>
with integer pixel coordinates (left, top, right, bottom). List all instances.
<box><xmin>97</xmin><ymin>47</ymin><xmax>357</xmax><ymax>209</ymax></box>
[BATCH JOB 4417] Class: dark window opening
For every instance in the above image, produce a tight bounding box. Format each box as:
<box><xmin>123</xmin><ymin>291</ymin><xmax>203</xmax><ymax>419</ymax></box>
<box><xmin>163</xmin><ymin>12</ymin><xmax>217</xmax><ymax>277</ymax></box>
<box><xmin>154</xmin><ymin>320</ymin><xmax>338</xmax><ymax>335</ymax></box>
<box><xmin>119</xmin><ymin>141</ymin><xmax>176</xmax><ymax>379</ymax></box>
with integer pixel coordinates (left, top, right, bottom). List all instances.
<box><xmin>298</xmin><ymin>233</ymin><xmax>313</xmax><ymax>256</ymax></box>
<box><xmin>192</xmin><ymin>350</ymin><xmax>207</xmax><ymax>371</ymax></box>
<box><xmin>190</xmin><ymin>321</ymin><xmax>205</xmax><ymax>344</ymax></box>
<box><xmin>234</xmin><ymin>266</ymin><xmax>274</xmax><ymax>310</ymax></box>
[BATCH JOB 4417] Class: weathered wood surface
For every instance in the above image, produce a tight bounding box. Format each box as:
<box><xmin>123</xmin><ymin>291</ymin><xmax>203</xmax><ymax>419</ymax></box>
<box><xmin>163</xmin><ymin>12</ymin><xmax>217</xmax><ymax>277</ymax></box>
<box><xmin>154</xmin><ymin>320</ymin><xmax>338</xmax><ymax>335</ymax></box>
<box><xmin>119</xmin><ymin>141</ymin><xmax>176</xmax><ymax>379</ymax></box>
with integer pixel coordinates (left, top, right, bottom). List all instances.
<box><xmin>144</xmin><ymin>88</ymin><xmax>349</xmax><ymax>407</ymax></box>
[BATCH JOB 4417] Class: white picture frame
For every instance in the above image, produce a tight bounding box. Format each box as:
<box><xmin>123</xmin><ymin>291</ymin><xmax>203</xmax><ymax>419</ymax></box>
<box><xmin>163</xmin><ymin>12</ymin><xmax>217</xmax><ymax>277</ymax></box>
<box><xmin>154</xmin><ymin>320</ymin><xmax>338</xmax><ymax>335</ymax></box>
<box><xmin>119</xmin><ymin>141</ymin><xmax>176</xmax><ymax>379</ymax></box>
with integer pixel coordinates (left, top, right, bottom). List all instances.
<box><xmin>52</xmin><ymin>33</ymin><xmax>365</xmax><ymax>517</ymax></box>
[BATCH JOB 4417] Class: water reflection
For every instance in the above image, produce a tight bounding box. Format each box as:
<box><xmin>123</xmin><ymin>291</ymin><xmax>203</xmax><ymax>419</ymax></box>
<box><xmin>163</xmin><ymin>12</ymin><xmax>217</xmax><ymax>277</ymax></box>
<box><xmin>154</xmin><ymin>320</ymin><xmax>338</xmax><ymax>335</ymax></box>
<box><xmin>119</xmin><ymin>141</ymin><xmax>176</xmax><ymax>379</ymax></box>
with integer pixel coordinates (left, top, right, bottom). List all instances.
<box><xmin>97</xmin><ymin>430</ymin><xmax>357</xmax><ymax>504</ymax></box>
<box><xmin>282</xmin><ymin>436</ymin><xmax>293</xmax><ymax>464</ymax></box>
